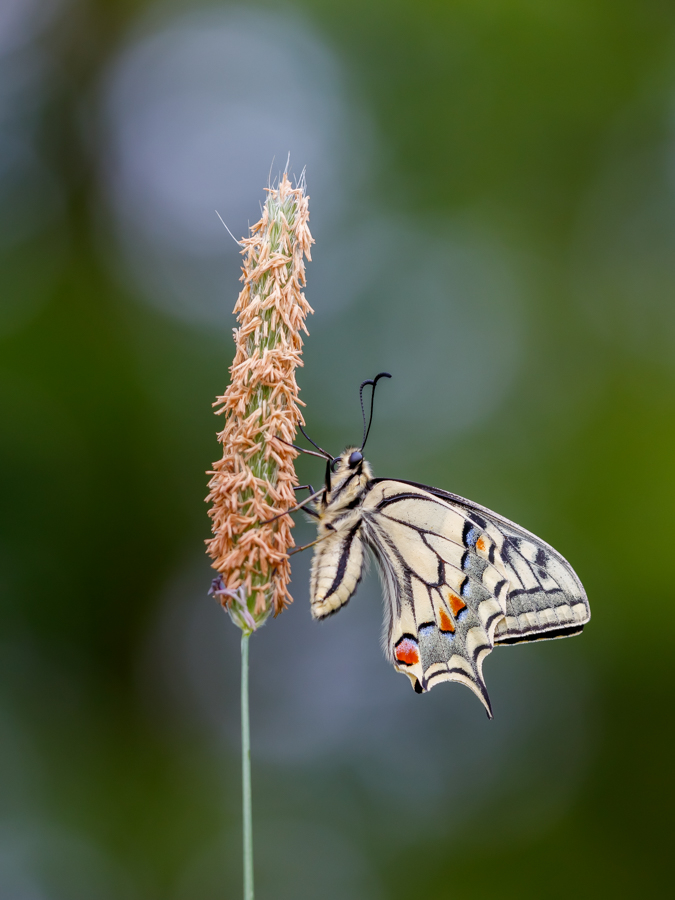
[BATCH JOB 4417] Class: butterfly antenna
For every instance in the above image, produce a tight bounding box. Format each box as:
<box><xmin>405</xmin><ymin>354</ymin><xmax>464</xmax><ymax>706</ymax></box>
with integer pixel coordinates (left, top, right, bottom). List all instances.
<box><xmin>359</xmin><ymin>372</ymin><xmax>392</xmax><ymax>451</ymax></box>
<box><xmin>298</xmin><ymin>424</ymin><xmax>333</xmax><ymax>459</ymax></box>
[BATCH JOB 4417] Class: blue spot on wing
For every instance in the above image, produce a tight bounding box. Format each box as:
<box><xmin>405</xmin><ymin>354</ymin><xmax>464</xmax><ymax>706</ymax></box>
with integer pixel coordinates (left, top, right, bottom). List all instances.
<box><xmin>462</xmin><ymin>521</ymin><xmax>480</xmax><ymax>549</ymax></box>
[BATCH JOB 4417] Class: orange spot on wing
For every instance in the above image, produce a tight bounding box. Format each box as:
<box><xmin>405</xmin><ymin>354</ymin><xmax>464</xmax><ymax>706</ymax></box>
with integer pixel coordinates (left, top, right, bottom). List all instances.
<box><xmin>438</xmin><ymin>608</ymin><xmax>455</xmax><ymax>633</ymax></box>
<box><xmin>395</xmin><ymin>638</ymin><xmax>420</xmax><ymax>666</ymax></box>
<box><xmin>449</xmin><ymin>594</ymin><xmax>467</xmax><ymax>616</ymax></box>
<box><xmin>476</xmin><ymin>537</ymin><xmax>486</xmax><ymax>552</ymax></box>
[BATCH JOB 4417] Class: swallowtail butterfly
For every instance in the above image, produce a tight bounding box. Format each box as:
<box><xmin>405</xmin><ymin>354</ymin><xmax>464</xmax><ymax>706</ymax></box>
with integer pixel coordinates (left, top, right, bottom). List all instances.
<box><xmin>276</xmin><ymin>374</ymin><xmax>589</xmax><ymax>717</ymax></box>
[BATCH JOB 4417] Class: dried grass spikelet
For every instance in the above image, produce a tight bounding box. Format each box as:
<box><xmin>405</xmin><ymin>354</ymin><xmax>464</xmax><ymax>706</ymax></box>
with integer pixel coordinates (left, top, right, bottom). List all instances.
<box><xmin>206</xmin><ymin>174</ymin><xmax>313</xmax><ymax>634</ymax></box>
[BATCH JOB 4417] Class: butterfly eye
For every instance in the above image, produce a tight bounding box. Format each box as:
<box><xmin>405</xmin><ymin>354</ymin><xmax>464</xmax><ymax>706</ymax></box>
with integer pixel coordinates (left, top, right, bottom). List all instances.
<box><xmin>331</xmin><ymin>458</ymin><xmax>341</xmax><ymax>473</ymax></box>
<box><xmin>348</xmin><ymin>450</ymin><xmax>363</xmax><ymax>468</ymax></box>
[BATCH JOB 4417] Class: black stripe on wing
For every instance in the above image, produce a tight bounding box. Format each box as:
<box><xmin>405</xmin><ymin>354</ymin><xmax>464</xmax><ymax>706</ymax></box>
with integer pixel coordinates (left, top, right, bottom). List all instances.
<box><xmin>497</xmin><ymin>623</ymin><xmax>584</xmax><ymax>645</ymax></box>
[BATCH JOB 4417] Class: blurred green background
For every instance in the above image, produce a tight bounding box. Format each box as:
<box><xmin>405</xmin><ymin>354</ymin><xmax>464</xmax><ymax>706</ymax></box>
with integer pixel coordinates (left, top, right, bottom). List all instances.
<box><xmin>2</xmin><ymin>0</ymin><xmax>674</xmax><ymax>897</ymax></box>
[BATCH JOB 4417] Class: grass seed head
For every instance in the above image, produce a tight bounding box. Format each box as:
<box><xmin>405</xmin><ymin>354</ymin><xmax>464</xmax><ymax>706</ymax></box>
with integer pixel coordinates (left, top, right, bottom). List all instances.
<box><xmin>206</xmin><ymin>173</ymin><xmax>313</xmax><ymax>633</ymax></box>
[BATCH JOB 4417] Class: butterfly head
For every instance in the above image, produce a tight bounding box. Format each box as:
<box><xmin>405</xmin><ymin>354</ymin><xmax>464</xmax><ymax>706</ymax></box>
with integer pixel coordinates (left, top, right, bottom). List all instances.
<box><xmin>327</xmin><ymin>447</ymin><xmax>373</xmax><ymax>499</ymax></box>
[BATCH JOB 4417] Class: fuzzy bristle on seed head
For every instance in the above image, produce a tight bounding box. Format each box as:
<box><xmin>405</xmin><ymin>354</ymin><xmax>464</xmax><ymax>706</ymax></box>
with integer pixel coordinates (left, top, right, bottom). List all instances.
<box><xmin>205</xmin><ymin>174</ymin><xmax>313</xmax><ymax>633</ymax></box>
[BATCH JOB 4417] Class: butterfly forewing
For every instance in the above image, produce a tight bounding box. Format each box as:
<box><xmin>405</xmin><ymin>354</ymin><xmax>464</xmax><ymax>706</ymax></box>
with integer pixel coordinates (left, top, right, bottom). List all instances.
<box><xmin>385</xmin><ymin>480</ymin><xmax>591</xmax><ymax>645</ymax></box>
<box><xmin>486</xmin><ymin>520</ymin><xmax>589</xmax><ymax>644</ymax></box>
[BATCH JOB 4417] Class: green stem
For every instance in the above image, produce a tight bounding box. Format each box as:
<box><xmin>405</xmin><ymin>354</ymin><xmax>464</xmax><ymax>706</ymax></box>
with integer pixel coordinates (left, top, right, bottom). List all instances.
<box><xmin>241</xmin><ymin>633</ymin><xmax>254</xmax><ymax>900</ymax></box>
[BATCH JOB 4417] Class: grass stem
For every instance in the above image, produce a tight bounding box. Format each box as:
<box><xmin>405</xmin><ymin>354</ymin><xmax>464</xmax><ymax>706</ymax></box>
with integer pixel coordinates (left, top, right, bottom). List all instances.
<box><xmin>241</xmin><ymin>633</ymin><xmax>254</xmax><ymax>900</ymax></box>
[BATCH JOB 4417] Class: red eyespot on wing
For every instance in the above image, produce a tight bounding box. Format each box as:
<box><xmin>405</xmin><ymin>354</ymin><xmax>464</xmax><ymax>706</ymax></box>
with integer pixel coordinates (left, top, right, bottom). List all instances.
<box><xmin>395</xmin><ymin>638</ymin><xmax>420</xmax><ymax>666</ymax></box>
<box><xmin>438</xmin><ymin>608</ymin><xmax>455</xmax><ymax>633</ymax></box>
<box><xmin>449</xmin><ymin>594</ymin><xmax>467</xmax><ymax>617</ymax></box>
<box><xmin>476</xmin><ymin>537</ymin><xmax>486</xmax><ymax>552</ymax></box>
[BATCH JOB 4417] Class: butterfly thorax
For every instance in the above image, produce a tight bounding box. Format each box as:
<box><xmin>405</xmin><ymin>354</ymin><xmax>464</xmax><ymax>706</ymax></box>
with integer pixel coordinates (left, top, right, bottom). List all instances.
<box><xmin>321</xmin><ymin>448</ymin><xmax>373</xmax><ymax>515</ymax></box>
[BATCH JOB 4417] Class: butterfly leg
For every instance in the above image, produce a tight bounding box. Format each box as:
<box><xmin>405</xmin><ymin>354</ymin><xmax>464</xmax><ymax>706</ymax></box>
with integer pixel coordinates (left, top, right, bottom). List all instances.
<box><xmin>261</xmin><ymin>489</ymin><xmax>323</xmax><ymax>524</ymax></box>
<box><xmin>293</xmin><ymin>484</ymin><xmax>316</xmax><ymax>495</ymax></box>
<box><xmin>287</xmin><ymin>529</ymin><xmax>335</xmax><ymax>557</ymax></box>
<box><xmin>292</xmin><ymin>485</ymin><xmax>319</xmax><ymax>517</ymax></box>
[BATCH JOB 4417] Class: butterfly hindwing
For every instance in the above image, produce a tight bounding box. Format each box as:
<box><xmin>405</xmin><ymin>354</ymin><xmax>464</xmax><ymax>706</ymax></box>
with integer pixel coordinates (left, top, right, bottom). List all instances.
<box><xmin>361</xmin><ymin>482</ymin><xmax>512</xmax><ymax>716</ymax></box>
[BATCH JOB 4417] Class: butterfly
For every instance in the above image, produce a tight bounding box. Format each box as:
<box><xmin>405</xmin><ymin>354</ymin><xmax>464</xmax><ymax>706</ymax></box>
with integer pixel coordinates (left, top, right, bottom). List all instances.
<box><xmin>275</xmin><ymin>373</ymin><xmax>590</xmax><ymax>717</ymax></box>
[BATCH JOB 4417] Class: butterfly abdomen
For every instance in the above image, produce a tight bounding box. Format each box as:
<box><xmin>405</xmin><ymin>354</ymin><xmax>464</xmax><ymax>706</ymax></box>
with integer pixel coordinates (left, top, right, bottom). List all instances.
<box><xmin>309</xmin><ymin>516</ymin><xmax>365</xmax><ymax>619</ymax></box>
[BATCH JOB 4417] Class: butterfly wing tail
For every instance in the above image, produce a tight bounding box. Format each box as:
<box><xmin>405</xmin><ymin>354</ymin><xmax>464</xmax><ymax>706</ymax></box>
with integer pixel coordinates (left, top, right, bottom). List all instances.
<box><xmin>417</xmin><ymin>626</ymin><xmax>495</xmax><ymax>718</ymax></box>
<box><xmin>390</xmin><ymin>604</ymin><xmax>497</xmax><ymax>718</ymax></box>
<box><xmin>374</xmin><ymin>554</ymin><xmax>501</xmax><ymax>718</ymax></box>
